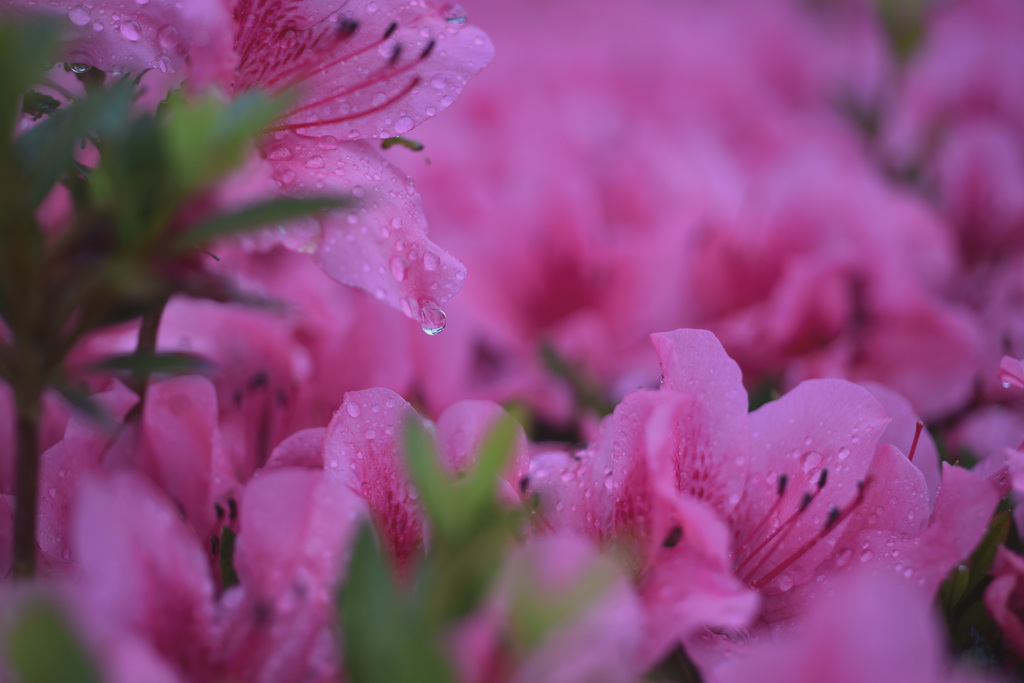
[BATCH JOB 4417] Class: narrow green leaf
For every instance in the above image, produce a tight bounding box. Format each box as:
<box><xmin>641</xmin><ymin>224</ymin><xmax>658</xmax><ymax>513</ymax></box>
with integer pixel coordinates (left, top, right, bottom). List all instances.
<box><xmin>403</xmin><ymin>417</ymin><xmax>460</xmax><ymax>533</ymax></box>
<box><xmin>89</xmin><ymin>351</ymin><xmax>213</xmax><ymax>376</ymax></box>
<box><xmin>0</xmin><ymin>20</ymin><xmax>59</xmax><ymax>139</ymax></box>
<box><xmin>339</xmin><ymin>524</ymin><xmax>455</xmax><ymax>683</ymax></box>
<box><xmin>21</xmin><ymin>91</ymin><xmax>60</xmax><ymax>120</ymax></box>
<box><xmin>173</xmin><ymin>197</ymin><xmax>350</xmax><ymax>249</ymax></box>
<box><xmin>381</xmin><ymin>136</ymin><xmax>425</xmax><ymax>151</ymax></box>
<box><xmin>220</xmin><ymin>527</ymin><xmax>240</xmax><ymax>589</ymax></box>
<box><xmin>463</xmin><ymin>414</ymin><xmax>519</xmax><ymax>516</ymax></box>
<box><xmin>52</xmin><ymin>383</ymin><xmax>115</xmax><ymax>431</ymax></box>
<box><xmin>3</xmin><ymin>599</ymin><xmax>102</xmax><ymax>683</ymax></box>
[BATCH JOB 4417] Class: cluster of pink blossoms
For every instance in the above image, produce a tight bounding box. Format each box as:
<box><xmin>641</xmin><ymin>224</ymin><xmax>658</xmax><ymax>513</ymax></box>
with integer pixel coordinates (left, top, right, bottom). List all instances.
<box><xmin>3</xmin><ymin>0</ymin><xmax>1024</xmax><ymax>681</ymax></box>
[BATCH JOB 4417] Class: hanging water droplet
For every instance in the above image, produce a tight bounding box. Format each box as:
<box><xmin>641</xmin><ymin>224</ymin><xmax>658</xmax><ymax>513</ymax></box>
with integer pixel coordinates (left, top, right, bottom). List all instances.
<box><xmin>68</xmin><ymin>61</ymin><xmax>92</xmax><ymax>73</ymax></box>
<box><xmin>442</xmin><ymin>3</ymin><xmax>468</xmax><ymax>22</ymax></box>
<box><xmin>420</xmin><ymin>300</ymin><xmax>446</xmax><ymax>336</ymax></box>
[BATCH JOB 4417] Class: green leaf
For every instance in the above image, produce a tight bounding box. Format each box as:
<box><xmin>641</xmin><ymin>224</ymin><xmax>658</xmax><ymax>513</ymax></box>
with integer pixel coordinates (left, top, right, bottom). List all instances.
<box><xmin>21</xmin><ymin>91</ymin><xmax>60</xmax><ymax>120</ymax></box>
<box><xmin>339</xmin><ymin>524</ymin><xmax>455</xmax><ymax>683</ymax></box>
<box><xmin>172</xmin><ymin>197</ymin><xmax>350</xmax><ymax>249</ymax></box>
<box><xmin>13</xmin><ymin>76</ymin><xmax>137</xmax><ymax>210</ymax></box>
<box><xmin>3</xmin><ymin>598</ymin><xmax>102</xmax><ymax>683</ymax></box>
<box><xmin>0</xmin><ymin>20</ymin><xmax>59</xmax><ymax>140</ymax></box>
<box><xmin>220</xmin><ymin>527</ymin><xmax>240</xmax><ymax>589</ymax></box>
<box><xmin>462</xmin><ymin>413</ymin><xmax>519</xmax><ymax>518</ymax></box>
<box><xmin>403</xmin><ymin>417</ymin><xmax>461</xmax><ymax>534</ymax></box>
<box><xmin>88</xmin><ymin>351</ymin><xmax>213</xmax><ymax>376</ymax></box>
<box><xmin>164</xmin><ymin>90</ymin><xmax>288</xmax><ymax>195</ymax></box>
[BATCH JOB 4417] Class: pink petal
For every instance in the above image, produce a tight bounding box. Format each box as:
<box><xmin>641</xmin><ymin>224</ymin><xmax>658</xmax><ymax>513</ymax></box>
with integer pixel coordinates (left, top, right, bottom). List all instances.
<box><xmin>984</xmin><ymin>547</ymin><xmax>1024</xmax><ymax>658</ymax></box>
<box><xmin>139</xmin><ymin>376</ymin><xmax>224</xmax><ymax>539</ymax></box>
<box><xmin>260</xmin><ymin>135</ymin><xmax>467</xmax><ymax>326</ymax></box>
<box><xmin>860</xmin><ymin>381</ymin><xmax>942</xmax><ymax>505</ymax></box>
<box><xmin>648</xmin><ymin>329</ymin><xmax>750</xmax><ymax>520</ymax></box>
<box><xmin>1000</xmin><ymin>355</ymin><xmax>1024</xmax><ymax>390</ymax></box>
<box><xmin>73</xmin><ymin>472</ymin><xmax>216</xmax><ymax>677</ymax></box>
<box><xmin>17</xmin><ymin>0</ymin><xmax>235</xmax><ymax>90</ymax></box>
<box><xmin>843</xmin><ymin>464</ymin><xmax>999</xmax><ymax>597</ymax></box>
<box><xmin>738</xmin><ymin>380</ymin><xmax>889</xmax><ymax>593</ymax></box>
<box><xmin>638</xmin><ymin>495</ymin><xmax>759</xmax><ymax>668</ymax></box>
<box><xmin>714</xmin><ymin>573</ymin><xmax>962</xmax><ymax>683</ymax></box>
<box><xmin>234</xmin><ymin>1</ymin><xmax>493</xmax><ymax>139</ymax></box>
<box><xmin>322</xmin><ymin>388</ymin><xmax>426</xmax><ymax>570</ymax></box>
<box><xmin>265</xmin><ymin>428</ymin><xmax>327</xmax><ymax>471</ymax></box>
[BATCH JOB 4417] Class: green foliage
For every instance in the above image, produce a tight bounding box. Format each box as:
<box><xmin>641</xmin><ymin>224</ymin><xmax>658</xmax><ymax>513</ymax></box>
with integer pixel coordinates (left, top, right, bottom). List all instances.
<box><xmin>939</xmin><ymin>511</ymin><xmax>1011</xmax><ymax>661</ymax></box>
<box><xmin>3</xmin><ymin>599</ymin><xmax>102</xmax><ymax>683</ymax></box>
<box><xmin>339</xmin><ymin>525</ymin><xmax>456</xmax><ymax>683</ymax></box>
<box><xmin>89</xmin><ymin>351</ymin><xmax>214</xmax><ymax>377</ymax></box>
<box><xmin>174</xmin><ymin>197</ymin><xmax>348</xmax><ymax>249</ymax></box>
<box><xmin>339</xmin><ymin>416</ymin><xmax>524</xmax><ymax>682</ymax></box>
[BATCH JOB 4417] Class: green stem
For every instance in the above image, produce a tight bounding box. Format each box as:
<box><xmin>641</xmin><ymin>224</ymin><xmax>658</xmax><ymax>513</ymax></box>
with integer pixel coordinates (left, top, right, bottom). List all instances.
<box><xmin>11</xmin><ymin>384</ymin><xmax>42</xmax><ymax>579</ymax></box>
<box><xmin>129</xmin><ymin>296</ymin><xmax>168</xmax><ymax>404</ymax></box>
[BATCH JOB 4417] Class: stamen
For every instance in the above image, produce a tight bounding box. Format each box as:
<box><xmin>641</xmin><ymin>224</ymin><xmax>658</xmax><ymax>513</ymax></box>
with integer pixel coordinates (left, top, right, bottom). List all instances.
<box><xmin>662</xmin><ymin>525</ymin><xmax>684</xmax><ymax>548</ymax></box>
<box><xmin>337</xmin><ymin>18</ymin><xmax>360</xmax><ymax>39</ymax></box>
<box><xmin>267</xmin><ymin>77</ymin><xmax>422</xmax><ymax>133</ymax></box>
<box><xmin>389</xmin><ymin>43</ymin><xmax>403</xmax><ymax>66</ymax></box>
<box><xmin>420</xmin><ymin>39</ymin><xmax>436</xmax><ymax>59</ymax></box>
<box><xmin>383</xmin><ymin>21</ymin><xmax>398</xmax><ymax>39</ymax></box>
<box><xmin>735</xmin><ymin>484</ymin><xmax>824</xmax><ymax>579</ymax></box>
<box><xmin>732</xmin><ymin>473</ymin><xmax>788</xmax><ymax>565</ymax></box>
<box><xmin>908</xmin><ymin>421</ymin><xmax>924</xmax><ymax>463</ymax></box>
<box><xmin>228</xmin><ymin>497</ymin><xmax>238</xmax><ymax>521</ymax></box>
<box><xmin>748</xmin><ymin>479</ymin><xmax>869</xmax><ymax>590</ymax></box>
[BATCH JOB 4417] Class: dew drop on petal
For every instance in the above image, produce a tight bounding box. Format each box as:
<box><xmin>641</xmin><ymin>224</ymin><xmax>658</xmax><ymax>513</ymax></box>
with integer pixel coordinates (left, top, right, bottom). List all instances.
<box><xmin>860</xmin><ymin>549</ymin><xmax>874</xmax><ymax>562</ymax></box>
<box><xmin>346</xmin><ymin>402</ymin><xmax>361</xmax><ymax>418</ymax></box>
<box><xmin>775</xmin><ymin>574</ymin><xmax>794</xmax><ymax>591</ymax></box>
<box><xmin>119</xmin><ymin>20</ymin><xmax>141</xmax><ymax>41</ymax></box>
<box><xmin>837</xmin><ymin>447</ymin><xmax>851</xmax><ymax>460</ymax></box>
<box><xmin>389</xmin><ymin>256</ymin><xmax>407</xmax><ymax>282</ymax></box>
<box><xmin>157</xmin><ymin>24</ymin><xmax>180</xmax><ymax>49</ymax></box>
<box><xmin>394</xmin><ymin>116</ymin><xmax>414</xmax><ymax>135</ymax></box>
<box><xmin>422</xmin><ymin>251</ymin><xmax>440</xmax><ymax>271</ymax></box>
<box><xmin>835</xmin><ymin>548</ymin><xmax>852</xmax><ymax>567</ymax></box>
<box><xmin>69</xmin><ymin>6</ymin><xmax>91</xmax><ymax>26</ymax></box>
<box><xmin>801</xmin><ymin>451</ymin><xmax>823</xmax><ymax>473</ymax></box>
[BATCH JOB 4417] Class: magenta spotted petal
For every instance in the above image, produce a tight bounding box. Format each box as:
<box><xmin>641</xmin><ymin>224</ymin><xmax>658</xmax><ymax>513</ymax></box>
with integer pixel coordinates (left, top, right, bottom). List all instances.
<box><xmin>260</xmin><ymin>134</ymin><xmax>467</xmax><ymax>328</ymax></box>
<box><xmin>233</xmin><ymin>0</ymin><xmax>493</xmax><ymax>139</ymax></box>
<box><xmin>322</xmin><ymin>388</ymin><xmax>427</xmax><ymax>570</ymax></box>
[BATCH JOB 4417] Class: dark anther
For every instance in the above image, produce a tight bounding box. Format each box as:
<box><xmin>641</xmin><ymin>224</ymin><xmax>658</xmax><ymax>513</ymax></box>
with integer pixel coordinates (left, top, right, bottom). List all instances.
<box><xmin>228</xmin><ymin>497</ymin><xmax>238</xmax><ymax>520</ymax></box>
<box><xmin>276</xmin><ymin>388</ymin><xmax>288</xmax><ymax>406</ymax></box>
<box><xmin>519</xmin><ymin>476</ymin><xmax>530</xmax><ymax>493</ymax></box>
<box><xmin>254</xmin><ymin>600</ymin><xmax>274</xmax><ymax>625</ymax></box>
<box><xmin>817</xmin><ymin>468</ymin><xmax>828</xmax><ymax>489</ymax></box>
<box><xmin>856</xmin><ymin>480</ymin><xmax>865</xmax><ymax>494</ymax></box>
<box><xmin>799</xmin><ymin>492</ymin><xmax>813</xmax><ymax>512</ymax></box>
<box><xmin>211</xmin><ymin>535</ymin><xmax>220</xmax><ymax>555</ymax></box>
<box><xmin>824</xmin><ymin>505</ymin><xmax>841</xmax><ymax>530</ymax></box>
<box><xmin>662</xmin><ymin>525</ymin><xmax>684</xmax><ymax>548</ymax></box>
<box><xmin>777</xmin><ymin>473</ymin><xmax>788</xmax><ymax>496</ymax></box>
<box><xmin>420</xmin><ymin>39</ymin><xmax>436</xmax><ymax>59</ymax></box>
<box><xmin>384</xmin><ymin>21</ymin><xmax>398</xmax><ymax>38</ymax></box>
<box><xmin>214</xmin><ymin>502</ymin><xmax>225</xmax><ymax>520</ymax></box>
<box><xmin>389</xmin><ymin>43</ymin><xmax>402</xmax><ymax>65</ymax></box>
<box><xmin>232</xmin><ymin>389</ymin><xmax>243</xmax><ymax>406</ymax></box>
<box><xmin>337</xmin><ymin>18</ymin><xmax>359</xmax><ymax>39</ymax></box>
<box><xmin>249</xmin><ymin>371</ymin><xmax>268</xmax><ymax>391</ymax></box>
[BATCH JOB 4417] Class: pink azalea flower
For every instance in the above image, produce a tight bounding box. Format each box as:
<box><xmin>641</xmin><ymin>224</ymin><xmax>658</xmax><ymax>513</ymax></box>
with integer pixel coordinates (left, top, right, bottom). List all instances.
<box><xmin>528</xmin><ymin>329</ymin><xmax>999</xmax><ymax>666</ymax></box>
<box><xmin>18</xmin><ymin>0</ymin><xmax>494</xmax><ymax>326</ymax></box>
